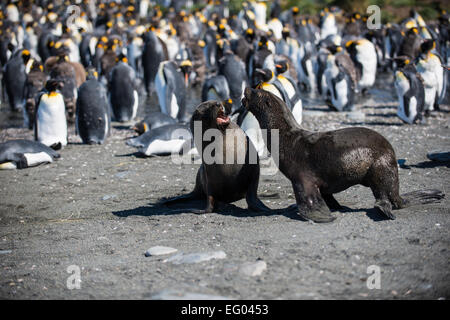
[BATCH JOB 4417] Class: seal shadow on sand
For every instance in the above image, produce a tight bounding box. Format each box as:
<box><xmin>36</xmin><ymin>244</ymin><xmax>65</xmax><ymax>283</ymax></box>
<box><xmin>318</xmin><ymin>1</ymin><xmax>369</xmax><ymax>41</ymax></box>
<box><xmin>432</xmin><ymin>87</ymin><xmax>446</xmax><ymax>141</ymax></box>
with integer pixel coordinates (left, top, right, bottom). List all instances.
<box><xmin>111</xmin><ymin>200</ymin><xmax>391</xmax><ymax>222</ymax></box>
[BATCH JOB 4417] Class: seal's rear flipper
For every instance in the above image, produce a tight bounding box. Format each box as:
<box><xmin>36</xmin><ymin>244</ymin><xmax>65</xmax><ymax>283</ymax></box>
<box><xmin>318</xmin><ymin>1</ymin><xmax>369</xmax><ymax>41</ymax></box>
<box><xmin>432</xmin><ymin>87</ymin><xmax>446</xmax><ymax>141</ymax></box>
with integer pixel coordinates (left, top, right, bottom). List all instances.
<box><xmin>159</xmin><ymin>191</ymin><xmax>202</xmax><ymax>205</ymax></box>
<box><xmin>375</xmin><ymin>199</ymin><xmax>396</xmax><ymax>220</ymax></box>
<box><xmin>401</xmin><ymin>189</ymin><xmax>445</xmax><ymax>205</ymax></box>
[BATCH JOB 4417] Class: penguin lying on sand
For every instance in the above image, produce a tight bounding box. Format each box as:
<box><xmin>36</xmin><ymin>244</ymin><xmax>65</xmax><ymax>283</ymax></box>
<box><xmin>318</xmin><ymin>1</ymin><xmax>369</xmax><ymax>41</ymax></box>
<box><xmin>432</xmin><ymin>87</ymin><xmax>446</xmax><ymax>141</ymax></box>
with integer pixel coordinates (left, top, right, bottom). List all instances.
<box><xmin>132</xmin><ymin>112</ymin><xmax>177</xmax><ymax>135</ymax></box>
<box><xmin>126</xmin><ymin>123</ymin><xmax>193</xmax><ymax>157</ymax></box>
<box><xmin>0</xmin><ymin>139</ymin><xmax>60</xmax><ymax>170</ymax></box>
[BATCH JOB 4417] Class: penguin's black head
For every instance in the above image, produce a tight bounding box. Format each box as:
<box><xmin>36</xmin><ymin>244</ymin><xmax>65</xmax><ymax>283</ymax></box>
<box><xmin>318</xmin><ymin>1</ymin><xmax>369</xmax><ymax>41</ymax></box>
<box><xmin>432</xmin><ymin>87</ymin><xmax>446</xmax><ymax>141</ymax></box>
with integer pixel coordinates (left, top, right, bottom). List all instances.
<box><xmin>327</xmin><ymin>44</ymin><xmax>343</xmax><ymax>55</ymax></box>
<box><xmin>407</xmin><ymin>27</ymin><xmax>419</xmax><ymax>36</ymax></box>
<box><xmin>116</xmin><ymin>53</ymin><xmax>128</xmax><ymax>64</ymax></box>
<box><xmin>21</xmin><ymin>49</ymin><xmax>31</xmax><ymax>63</ymax></box>
<box><xmin>132</xmin><ymin>120</ymin><xmax>149</xmax><ymax>135</ymax></box>
<box><xmin>257</xmin><ymin>36</ymin><xmax>269</xmax><ymax>50</ymax></box>
<box><xmin>30</xmin><ymin>60</ymin><xmax>44</xmax><ymax>73</ymax></box>
<box><xmin>86</xmin><ymin>66</ymin><xmax>98</xmax><ymax>80</ymax></box>
<box><xmin>275</xmin><ymin>60</ymin><xmax>288</xmax><ymax>74</ymax></box>
<box><xmin>254</xmin><ymin>68</ymin><xmax>273</xmax><ymax>86</ymax></box>
<box><xmin>282</xmin><ymin>26</ymin><xmax>290</xmax><ymax>39</ymax></box>
<box><xmin>56</xmin><ymin>52</ymin><xmax>70</xmax><ymax>63</ymax></box>
<box><xmin>245</xmin><ymin>28</ymin><xmax>255</xmax><ymax>42</ymax></box>
<box><xmin>392</xmin><ymin>56</ymin><xmax>411</xmax><ymax>69</ymax></box>
<box><xmin>45</xmin><ymin>79</ymin><xmax>63</xmax><ymax>93</ymax></box>
<box><xmin>222</xmin><ymin>98</ymin><xmax>233</xmax><ymax>116</ymax></box>
<box><xmin>420</xmin><ymin>39</ymin><xmax>435</xmax><ymax>54</ymax></box>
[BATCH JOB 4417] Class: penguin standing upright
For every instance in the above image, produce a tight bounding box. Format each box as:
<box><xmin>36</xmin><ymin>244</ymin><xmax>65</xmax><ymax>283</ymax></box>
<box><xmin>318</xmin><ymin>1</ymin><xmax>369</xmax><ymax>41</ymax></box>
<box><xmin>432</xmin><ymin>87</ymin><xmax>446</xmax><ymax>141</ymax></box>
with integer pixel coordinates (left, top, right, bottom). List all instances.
<box><xmin>24</xmin><ymin>61</ymin><xmax>47</xmax><ymax>129</ymax></box>
<box><xmin>154</xmin><ymin>60</ymin><xmax>189</xmax><ymax>122</ymax></box>
<box><xmin>398</xmin><ymin>27</ymin><xmax>422</xmax><ymax>59</ymax></box>
<box><xmin>323</xmin><ymin>48</ymin><xmax>356</xmax><ymax>112</ymax></box>
<box><xmin>238</xmin><ymin>67</ymin><xmax>293</xmax><ymax>156</ymax></box>
<box><xmin>76</xmin><ymin>68</ymin><xmax>110</xmax><ymax>144</ymax></box>
<box><xmin>35</xmin><ymin>80</ymin><xmax>67</xmax><ymax>150</ymax></box>
<box><xmin>317</xmin><ymin>46</ymin><xmax>331</xmax><ymax>98</ymax></box>
<box><xmin>109</xmin><ymin>55</ymin><xmax>139</xmax><ymax>122</ymax></box>
<box><xmin>346</xmin><ymin>39</ymin><xmax>377</xmax><ymax>93</ymax></box>
<box><xmin>142</xmin><ymin>29</ymin><xmax>167</xmax><ymax>95</ymax></box>
<box><xmin>4</xmin><ymin>49</ymin><xmax>29</xmax><ymax>112</ymax></box>
<box><xmin>249</xmin><ymin>38</ymin><xmax>275</xmax><ymax>86</ymax></box>
<box><xmin>415</xmin><ymin>40</ymin><xmax>446</xmax><ymax>113</ymax></box>
<box><xmin>201</xmin><ymin>75</ymin><xmax>230</xmax><ymax>102</ymax></box>
<box><xmin>393</xmin><ymin>56</ymin><xmax>425</xmax><ymax>124</ymax></box>
<box><xmin>297</xmin><ymin>40</ymin><xmax>317</xmax><ymax>93</ymax></box>
<box><xmin>47</xmin><ymin>52</ymin><xmax>78</xmax><ymax>121</ymax></box>
<box><xmin>274</xmin><ymin>60</ymin><xmax>303</xmax><ymax>124</ymax></box>
<box><xmin>319</xmin><ymin>9</ymin><xmax>338</xmax><ymax>40</ymax></box>
<box><xmin>218</xmin><ymin>50</ymin><xmax>248</xmax><ymax>112</ymax></box>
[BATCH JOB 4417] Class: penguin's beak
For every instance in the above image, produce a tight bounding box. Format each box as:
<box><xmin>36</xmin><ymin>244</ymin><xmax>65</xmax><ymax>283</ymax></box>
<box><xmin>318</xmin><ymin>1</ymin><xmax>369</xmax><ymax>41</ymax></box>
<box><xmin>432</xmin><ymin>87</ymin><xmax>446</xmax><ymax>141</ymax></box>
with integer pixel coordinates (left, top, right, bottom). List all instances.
<box><xmin>184</xmin><ymin>72</ymin><xmax>189</xmax><ymax>87</ymax></box>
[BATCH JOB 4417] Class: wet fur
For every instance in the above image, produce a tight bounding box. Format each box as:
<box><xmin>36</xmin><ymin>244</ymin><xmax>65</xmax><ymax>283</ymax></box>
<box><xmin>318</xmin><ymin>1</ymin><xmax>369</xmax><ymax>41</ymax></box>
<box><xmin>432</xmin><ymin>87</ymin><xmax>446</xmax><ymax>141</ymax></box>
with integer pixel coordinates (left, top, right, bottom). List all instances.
<box><xmin>160</xmin><ymin>101</ymin><xmax>269</xmax><ymax>213</ymax></box>
<box><xmin>242</xmin><ymin>88</ymin><xmax>444</xmax><ymax>221</ymax></box>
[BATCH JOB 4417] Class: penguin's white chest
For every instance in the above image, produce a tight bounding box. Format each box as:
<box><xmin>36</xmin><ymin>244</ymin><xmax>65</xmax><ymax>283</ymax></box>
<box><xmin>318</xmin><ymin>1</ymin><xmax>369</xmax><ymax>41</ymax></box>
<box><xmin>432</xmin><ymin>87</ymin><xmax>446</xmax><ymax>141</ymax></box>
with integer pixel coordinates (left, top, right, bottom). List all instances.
<box><xmin>240</xmin><ymin>112</ymin><xmax>265</xmax><ymax>157</ymax></box>
<box><xmin>395</xmin><ymin>71</ymin><xmax>417</xmax><ymax>124</ymax></box>
<box><xmin>37</xmin><ymin>94</ymin><xmax>68</xmax><ymax>147</ymax></box>
<box><xmin>142</xmin><ymin>138</ymin><xmax>186</xmax><ymax>156</ymax></box>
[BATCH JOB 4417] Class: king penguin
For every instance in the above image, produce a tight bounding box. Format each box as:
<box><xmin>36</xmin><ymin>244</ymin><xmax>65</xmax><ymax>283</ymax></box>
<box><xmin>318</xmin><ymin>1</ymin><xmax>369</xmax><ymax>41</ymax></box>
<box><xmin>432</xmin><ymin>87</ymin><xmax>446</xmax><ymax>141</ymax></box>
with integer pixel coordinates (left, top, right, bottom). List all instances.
<box><xmin>0</xmin><ymin>139</ymin><xmax>60</xmax><ymax>170</ymax></box>
<box><xmin>109</xmin><ymin>55</ymin><xmax>139</xmax><ymax>122</ymax></box>
<box><xmin>274</xmin><ymin>60</ymin><xmax>303</xmax><ymax>124</ymax></box>
<box><xmin>142</xmin><ymin>29</ymin><xmax>167</xmax><ymax>95</ymax></box>
<box><xmin>4</xmin><ymin>49</ymin><xmax>29</xmax><ymax>112</ymax></box>
<box><xmin>345</xmin><ymin>39</ymin><xmax>377</xmax><ymax>93</ymax></box>
<box><xmin>154</xmin><ymin>60</ymin><xmax>188</xmax><ymax>122</ymax></box>
<box><xmin>35</xmin><ymin>80</ymin><xmax>68</xmax><ymax>150</ymax></box>
<box><xmin>201</xmin><ymin>75</ymin><xmax>231</xmax><ymax>102</ymax></box>
<box><xmin>393</xmin><ymin>56</ymin><xmax>425</xmax><ymax>124</ymax></box>
<box><xmin>76</xmin><ymin>68</ymin><xmax>111</xmax><ymax>144</ymax></box>
<box><xmin>415</xmin><ymin>39</ymin><xmax>446</xmax><ymax>114</ymax></box>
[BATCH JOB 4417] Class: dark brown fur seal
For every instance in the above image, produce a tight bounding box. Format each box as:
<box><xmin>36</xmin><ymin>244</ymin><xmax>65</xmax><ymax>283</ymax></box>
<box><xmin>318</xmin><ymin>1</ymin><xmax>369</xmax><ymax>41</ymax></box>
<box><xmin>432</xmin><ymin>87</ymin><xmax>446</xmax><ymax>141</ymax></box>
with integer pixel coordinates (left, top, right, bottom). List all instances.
<box><xmin>161</xmin><ymin>100</ymin><xmax>270</xmax><ymax>213</ymax></box>
<box><xmin>242</xmin><ymin>88</ymin><xmax>444</xmax><ymax>222</ymax></box>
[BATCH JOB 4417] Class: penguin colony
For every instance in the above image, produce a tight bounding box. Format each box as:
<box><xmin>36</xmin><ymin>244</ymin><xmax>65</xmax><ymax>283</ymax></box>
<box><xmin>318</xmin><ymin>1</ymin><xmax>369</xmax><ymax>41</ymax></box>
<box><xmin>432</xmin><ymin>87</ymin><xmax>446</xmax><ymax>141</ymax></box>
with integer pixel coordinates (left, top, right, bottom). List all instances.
<box><xmin>0</xmin><ymin>3</ymin><xmax>448</xmax><ymax>181</ymax></box>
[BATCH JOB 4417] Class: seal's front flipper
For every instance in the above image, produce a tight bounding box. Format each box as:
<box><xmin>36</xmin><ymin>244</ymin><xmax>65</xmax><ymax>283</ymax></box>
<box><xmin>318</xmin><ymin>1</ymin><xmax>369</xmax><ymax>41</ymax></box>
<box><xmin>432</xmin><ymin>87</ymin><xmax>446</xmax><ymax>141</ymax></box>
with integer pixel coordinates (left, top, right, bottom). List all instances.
<box><xmin>246</xmin><ymin>170</ymin><xmax>271</xmax><ymax>213</ymax></box>
<box><xmin>292</xmin><ymin>182</ymin><xmax>336</xmax><ymax>223</ymax></box>
<box><xmin>246</xmin><ymin>195</ymin><xmax>271</xmax><ymax>213</ymax></box>
<box><xmin>321</xmin><ymin>193</ymin><xmax>343</xmax><ymax>211</ymax></box>
<box><xmin>297</xmin><ymin>204</ymin><xmax>336</xmax><ymax>223</ymax></box>
<box><xmin>374</xmin><ymin>199</ymin><xmax>396</xmax><ymax>220</ymax></box>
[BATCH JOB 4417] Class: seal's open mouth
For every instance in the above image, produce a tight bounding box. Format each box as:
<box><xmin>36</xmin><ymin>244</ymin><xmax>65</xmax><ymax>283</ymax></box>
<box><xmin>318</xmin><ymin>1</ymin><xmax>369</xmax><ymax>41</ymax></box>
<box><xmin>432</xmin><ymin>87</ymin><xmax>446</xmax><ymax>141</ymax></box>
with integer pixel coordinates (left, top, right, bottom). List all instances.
<box><xmin>216</xmin><ymin>109</ymin><xmax>230</xmax><ymax>126</ymax></box>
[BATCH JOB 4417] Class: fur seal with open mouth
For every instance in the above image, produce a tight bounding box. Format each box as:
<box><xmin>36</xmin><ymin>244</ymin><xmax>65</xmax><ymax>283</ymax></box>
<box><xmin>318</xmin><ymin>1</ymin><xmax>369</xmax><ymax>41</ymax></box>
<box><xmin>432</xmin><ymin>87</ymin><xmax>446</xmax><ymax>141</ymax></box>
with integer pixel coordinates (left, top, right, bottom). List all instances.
<box><xmin>242</xmin><ymin>87</ymin><xmax>444</xmax><ymax>222</ymax></box>
<box><xmin>160</xmin><ymin>100</ymin><xmax>270</xmax><ymax>214</ymax></box>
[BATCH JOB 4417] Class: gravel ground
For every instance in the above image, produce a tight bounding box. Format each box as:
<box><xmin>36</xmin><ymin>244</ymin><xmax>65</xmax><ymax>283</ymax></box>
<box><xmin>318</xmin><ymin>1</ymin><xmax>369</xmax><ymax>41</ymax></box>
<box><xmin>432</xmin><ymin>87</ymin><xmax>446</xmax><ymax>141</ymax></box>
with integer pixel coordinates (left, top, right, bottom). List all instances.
<box><xmin>0</xmin><ymin>72</ymin><xmax>449</xmax><ymax>300</ymax></box>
